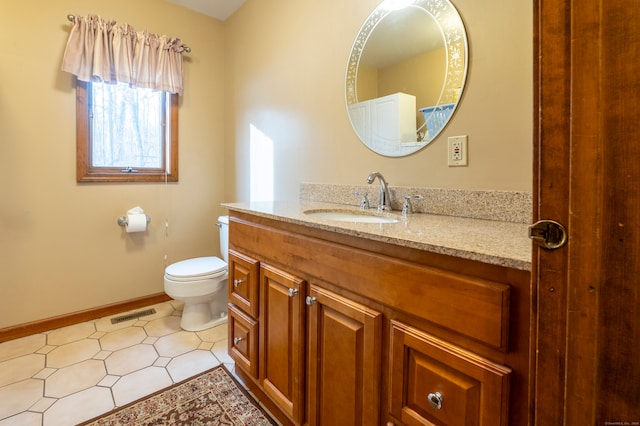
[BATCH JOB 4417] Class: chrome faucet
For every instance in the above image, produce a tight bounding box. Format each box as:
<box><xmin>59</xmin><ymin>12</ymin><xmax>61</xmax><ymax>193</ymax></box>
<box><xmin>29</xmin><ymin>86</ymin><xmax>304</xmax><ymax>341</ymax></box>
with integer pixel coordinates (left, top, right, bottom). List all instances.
<box><xmin>366</xmin><ymin>171</ymin><xmax>392</xmax><ymax>212</ymax></box>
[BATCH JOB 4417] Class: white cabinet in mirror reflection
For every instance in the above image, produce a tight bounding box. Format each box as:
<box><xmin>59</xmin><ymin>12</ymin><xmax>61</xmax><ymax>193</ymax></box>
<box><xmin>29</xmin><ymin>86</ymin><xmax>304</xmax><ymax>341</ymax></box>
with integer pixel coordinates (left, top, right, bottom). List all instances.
<box><xmin>349</xmin><ymin>93</ymin><xmax>418</xmax><ymax>155</ymax></box>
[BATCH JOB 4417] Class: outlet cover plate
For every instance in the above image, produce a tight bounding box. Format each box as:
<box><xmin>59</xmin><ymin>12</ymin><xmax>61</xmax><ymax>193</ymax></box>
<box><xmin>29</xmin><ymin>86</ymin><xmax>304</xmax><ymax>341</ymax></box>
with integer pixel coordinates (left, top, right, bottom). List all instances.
<box><xmin>448</xmin><ymin>135</ymin><xmax>468</xmax><ymax>166</ymax></box>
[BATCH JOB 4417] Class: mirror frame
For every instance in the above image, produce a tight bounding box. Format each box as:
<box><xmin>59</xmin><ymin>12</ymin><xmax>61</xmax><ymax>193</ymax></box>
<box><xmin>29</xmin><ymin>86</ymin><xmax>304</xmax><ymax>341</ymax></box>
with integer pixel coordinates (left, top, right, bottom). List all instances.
<box><xmin>345</xmin><ymin>0</ymin><xmax>469</xmax><ymax>157</ymax></box>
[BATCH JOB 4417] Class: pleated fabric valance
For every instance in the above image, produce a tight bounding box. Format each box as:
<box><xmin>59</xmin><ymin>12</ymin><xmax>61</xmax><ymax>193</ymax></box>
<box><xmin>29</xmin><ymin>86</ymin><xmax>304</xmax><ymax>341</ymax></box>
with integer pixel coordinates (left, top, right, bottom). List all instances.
<box><xmin>61</xmin><ymin>14</ymin><xmax>187</xmax><ymax>95</ymax></box>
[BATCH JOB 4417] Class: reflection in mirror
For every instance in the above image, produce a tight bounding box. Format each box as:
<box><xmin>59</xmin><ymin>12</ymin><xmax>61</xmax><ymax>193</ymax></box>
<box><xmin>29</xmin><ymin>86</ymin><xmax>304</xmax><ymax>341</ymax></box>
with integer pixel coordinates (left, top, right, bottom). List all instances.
<box><xmin>345</xmin><ymin>0</ymin><xmax>468</xmax><ymax>157</ymax></box>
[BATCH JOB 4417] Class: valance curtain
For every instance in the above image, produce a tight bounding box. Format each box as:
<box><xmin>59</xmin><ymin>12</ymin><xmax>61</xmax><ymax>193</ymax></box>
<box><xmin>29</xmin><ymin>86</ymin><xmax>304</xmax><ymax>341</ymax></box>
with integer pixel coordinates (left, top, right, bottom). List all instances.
<box><xmin>61</xmin><ymin>14</ymin><xmax>186</xmax><ymax>95</ymax></box>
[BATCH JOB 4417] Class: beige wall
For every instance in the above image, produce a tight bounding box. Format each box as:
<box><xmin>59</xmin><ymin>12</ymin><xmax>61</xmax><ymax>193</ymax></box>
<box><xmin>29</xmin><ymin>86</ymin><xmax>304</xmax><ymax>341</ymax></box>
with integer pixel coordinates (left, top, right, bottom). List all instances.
<box><xmin>356</xmin><ymin>65</ymin><xmax>380</xmax><ymax>101</ymax></box>
<box><xmin>358</xmin><ymin>48</ymin><xmax>446</xmax><ymax>110</ymax></box>
<box><xmin>378</xmin><ymin>48</ymin><xmax>448</xmax><ymax>128</ymax></box>
<box><xmin>1</xmin><ymin>0</ymin><xmax>532</xmax><ymax>329</ymax></box>
<box><xmin>0</xmin><ymin>0</ymin><xmax>226</xmax><ymax>328</ymax></box>
<box><xmin>224</xmin><ymin>0</ymin><xmax>532</xmax><ymax>202</ymax></box>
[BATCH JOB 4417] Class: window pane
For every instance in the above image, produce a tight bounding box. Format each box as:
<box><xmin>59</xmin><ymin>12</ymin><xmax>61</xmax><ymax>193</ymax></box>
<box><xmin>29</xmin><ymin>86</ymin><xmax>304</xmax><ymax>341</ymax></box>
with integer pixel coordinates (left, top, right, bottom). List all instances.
<box><xmin>90</xmin><ymin>82</ymin><xmax>165</xmax><ymax>169</ymax></box>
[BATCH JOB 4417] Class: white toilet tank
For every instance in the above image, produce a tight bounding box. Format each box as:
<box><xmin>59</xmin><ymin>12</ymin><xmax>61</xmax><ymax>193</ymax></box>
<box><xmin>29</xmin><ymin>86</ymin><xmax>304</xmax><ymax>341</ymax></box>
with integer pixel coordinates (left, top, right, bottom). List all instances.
<box><xmin>218</xmin><ymin>216</ymin><xmax>229</xmax><ymax>263</ymax></box>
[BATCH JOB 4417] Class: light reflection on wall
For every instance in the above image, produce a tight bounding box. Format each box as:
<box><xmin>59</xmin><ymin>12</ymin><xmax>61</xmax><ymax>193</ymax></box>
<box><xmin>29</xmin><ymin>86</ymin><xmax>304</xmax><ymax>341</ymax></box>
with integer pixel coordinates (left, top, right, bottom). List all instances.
<box><xmin>249</xmin><ymin>124</ymin><xmax>274</xmax><ymax>202</ymax></box>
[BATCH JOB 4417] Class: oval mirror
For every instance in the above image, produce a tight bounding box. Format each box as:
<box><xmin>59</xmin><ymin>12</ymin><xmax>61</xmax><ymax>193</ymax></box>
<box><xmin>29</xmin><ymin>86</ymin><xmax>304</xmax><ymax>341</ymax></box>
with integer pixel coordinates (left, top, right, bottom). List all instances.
<box><xmin>345</xmin><ymin>0</ymin><xmax>468</xmax><ymax>157</ymax></box>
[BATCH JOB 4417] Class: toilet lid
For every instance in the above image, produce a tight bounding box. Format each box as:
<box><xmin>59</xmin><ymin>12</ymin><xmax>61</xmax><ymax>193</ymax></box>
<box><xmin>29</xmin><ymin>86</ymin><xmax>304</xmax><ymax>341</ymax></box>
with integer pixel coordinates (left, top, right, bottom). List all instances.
<box><xmin>165</xmin><ymin>256</ymin><xmax>227</xmax><ymax>280</ymax></box>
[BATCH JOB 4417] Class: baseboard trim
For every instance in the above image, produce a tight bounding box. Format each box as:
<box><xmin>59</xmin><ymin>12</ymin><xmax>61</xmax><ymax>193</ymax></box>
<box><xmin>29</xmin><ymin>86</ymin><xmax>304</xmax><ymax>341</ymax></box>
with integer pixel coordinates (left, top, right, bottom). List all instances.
<box><xmin>0</xmin><ymin>293</ymin><xmax>172</xmax><ymax>343</ymax></box>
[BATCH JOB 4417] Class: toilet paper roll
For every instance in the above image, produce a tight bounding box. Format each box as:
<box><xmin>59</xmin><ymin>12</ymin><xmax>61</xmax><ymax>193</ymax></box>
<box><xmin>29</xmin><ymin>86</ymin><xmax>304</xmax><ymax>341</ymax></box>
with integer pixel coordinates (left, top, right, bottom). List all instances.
<box><xmin>126</xmin><ymin>214</ymin><xmax>147</xmax><ymax>233</ymax></box>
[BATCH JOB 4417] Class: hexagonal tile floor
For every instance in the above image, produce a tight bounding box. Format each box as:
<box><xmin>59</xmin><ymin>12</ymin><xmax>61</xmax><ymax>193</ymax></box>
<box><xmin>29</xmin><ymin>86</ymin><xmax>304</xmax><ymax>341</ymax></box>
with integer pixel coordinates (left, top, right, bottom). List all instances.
<box><xmin>0</xmin><ymin>301</ymin><xmax>235</xmax><ymax>425</ymax></box>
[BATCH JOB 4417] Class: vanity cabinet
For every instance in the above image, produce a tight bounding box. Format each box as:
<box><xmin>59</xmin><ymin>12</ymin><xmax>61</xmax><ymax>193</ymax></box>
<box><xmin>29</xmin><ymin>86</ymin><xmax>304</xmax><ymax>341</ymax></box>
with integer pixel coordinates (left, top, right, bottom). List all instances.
<box><xmin>226</xmin><ymin>212</ymin><xmax>532</xmax><ymax>426</ymax></box>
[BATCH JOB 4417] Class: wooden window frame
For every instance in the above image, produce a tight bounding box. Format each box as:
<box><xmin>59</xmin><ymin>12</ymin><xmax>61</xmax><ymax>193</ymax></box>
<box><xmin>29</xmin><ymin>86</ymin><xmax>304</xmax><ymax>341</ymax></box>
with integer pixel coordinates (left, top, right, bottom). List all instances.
<box><xmin>76</xmin><ymin>81</ymin><xmax>179</xmax><ymax>183</ymax></box>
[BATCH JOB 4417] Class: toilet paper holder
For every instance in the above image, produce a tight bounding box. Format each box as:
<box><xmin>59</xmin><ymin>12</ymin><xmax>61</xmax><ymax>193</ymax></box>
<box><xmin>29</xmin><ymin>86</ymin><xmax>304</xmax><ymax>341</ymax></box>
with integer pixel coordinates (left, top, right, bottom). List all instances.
<box><xmin>117</xmin><ymin>215</ymin><xmax>151</xmax><ymax>227</ymax></box>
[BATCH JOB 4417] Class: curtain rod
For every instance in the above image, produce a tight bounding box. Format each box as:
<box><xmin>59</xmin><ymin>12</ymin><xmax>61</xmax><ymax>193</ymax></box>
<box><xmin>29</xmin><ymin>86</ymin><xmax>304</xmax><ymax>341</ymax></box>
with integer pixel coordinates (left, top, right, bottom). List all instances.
<box><xmin>66</xmin><ymin>14</ymin><xmax>191</xmax><ymax>53</ymax></box>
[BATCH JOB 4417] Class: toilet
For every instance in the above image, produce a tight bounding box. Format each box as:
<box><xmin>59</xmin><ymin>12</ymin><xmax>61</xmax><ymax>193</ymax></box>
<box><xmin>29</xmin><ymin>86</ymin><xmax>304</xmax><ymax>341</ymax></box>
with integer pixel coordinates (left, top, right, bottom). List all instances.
<box><xmin>164</xmin><ymin>216</ymin><xmax>229</xmax><ymax>331</ymax></box>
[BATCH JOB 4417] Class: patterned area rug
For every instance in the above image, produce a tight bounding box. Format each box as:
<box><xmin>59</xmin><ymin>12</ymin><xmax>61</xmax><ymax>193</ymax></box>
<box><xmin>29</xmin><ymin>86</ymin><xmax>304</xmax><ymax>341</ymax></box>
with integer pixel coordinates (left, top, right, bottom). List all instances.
<box><xmin>79</xmin><ymin>365</ymin><xmax>277</xmax><ymax>425</ymax></box>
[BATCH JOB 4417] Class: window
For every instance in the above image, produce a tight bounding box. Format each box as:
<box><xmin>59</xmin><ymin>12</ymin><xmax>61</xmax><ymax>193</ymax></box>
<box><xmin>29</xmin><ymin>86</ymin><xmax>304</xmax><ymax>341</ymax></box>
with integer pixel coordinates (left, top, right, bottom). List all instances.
<box><xmin>76</xmin><ymin>81</ymin><xmax>178</xmax><ymax>182</ymax></box>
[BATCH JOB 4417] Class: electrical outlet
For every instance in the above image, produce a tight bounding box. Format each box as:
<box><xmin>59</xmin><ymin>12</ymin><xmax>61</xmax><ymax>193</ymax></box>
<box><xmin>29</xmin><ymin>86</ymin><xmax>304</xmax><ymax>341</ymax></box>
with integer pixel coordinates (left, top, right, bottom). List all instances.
<box><xmin>448</xmin><ymin>135</ymin><xmax>468</xmax><ymax>166</ymax></box>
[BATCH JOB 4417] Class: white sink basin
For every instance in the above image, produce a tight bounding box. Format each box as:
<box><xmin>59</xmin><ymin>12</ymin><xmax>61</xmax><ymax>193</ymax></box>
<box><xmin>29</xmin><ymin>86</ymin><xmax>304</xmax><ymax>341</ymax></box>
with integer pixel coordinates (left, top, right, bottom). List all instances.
<box><xmin>303</xmin><ymin>209</ymin><xmax>400</xmax><ymax>224</ymax></box>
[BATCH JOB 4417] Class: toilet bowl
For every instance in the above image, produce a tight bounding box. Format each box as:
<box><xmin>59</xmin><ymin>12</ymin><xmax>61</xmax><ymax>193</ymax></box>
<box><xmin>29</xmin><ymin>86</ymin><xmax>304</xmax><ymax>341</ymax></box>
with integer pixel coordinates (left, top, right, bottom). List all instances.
<box><xmin>164</xmin><ymin>216</ymin><xmax>229</xmax><ymax>331</ymax></box>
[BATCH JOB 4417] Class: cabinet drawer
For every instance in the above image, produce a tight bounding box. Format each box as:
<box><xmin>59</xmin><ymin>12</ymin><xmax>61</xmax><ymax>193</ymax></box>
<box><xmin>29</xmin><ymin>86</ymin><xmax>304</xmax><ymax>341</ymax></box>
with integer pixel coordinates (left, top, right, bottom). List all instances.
<box><xmin>389</xmin><ymin>321</ymin><xmax>511</xmax><ymax>426</ymax></box>
<box><xmin>228</xmin><ymin>250</ymin><xmax>260</xmax><ymax>318</ymax></box>
<box><xmin>228</xmin><ymin>304</ymin><xmax>258</xmax><ymax>378</ymax></box>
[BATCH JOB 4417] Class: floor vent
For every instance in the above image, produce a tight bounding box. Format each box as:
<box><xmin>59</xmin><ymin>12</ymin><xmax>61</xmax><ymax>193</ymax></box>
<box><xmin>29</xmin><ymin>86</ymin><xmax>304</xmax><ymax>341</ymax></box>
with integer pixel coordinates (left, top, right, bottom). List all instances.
<box><xmin>110</xmin><ymin>308</ymin><xmax>157</xmax><ymax>324</ymax></box>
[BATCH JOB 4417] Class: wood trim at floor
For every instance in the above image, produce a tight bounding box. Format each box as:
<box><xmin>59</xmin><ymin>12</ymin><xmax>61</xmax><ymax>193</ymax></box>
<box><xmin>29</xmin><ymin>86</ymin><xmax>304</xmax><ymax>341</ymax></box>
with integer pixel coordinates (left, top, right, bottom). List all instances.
<box><xmin>0</xmin><ymin>293</ymin><xmax>172</xmax><ymax>343</ymax></box>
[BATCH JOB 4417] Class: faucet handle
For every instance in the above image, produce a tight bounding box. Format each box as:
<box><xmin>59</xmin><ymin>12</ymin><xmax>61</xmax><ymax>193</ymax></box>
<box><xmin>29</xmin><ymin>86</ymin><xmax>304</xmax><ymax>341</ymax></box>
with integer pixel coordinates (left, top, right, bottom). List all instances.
<box><xmin>402</xmin><ymin>194</ymin><xmax>424</xmax><ymax>216</ymax></box>
<box><xmin>354</xmin><ymin>191</ymin><xmax>370</xmax><ymax>210</ymax></box>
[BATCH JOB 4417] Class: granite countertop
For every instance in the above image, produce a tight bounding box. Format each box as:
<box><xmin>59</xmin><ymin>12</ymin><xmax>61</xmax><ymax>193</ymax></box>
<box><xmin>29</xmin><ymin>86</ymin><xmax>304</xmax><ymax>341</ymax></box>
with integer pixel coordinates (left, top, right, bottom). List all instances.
<box><xmin>222</xmin><ymin>200</ymin><xmax>532</xmax><ymax>271</ymax></box>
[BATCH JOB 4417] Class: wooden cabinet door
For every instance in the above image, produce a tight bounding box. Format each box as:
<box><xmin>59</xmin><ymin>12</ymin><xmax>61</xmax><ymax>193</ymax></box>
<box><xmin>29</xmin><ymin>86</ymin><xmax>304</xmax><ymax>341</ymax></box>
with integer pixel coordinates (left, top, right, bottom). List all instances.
<box><xmin>306</xmin><ymin>284</ymin><xmax>382</xmax><ymax>426</ymax></box>
<box><xmin>259</xmin><ymin>263</ymin><xmax>306</xmax><ymax>425</ymax></box>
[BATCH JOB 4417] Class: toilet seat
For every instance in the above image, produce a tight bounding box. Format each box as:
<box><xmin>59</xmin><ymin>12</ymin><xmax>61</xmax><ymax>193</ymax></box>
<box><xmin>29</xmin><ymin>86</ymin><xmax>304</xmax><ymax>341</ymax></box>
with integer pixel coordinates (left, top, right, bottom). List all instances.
<box><xmin>165</xmin><ymin>256</ymin><xmax>227</xmax><ymax>282</ymax></box>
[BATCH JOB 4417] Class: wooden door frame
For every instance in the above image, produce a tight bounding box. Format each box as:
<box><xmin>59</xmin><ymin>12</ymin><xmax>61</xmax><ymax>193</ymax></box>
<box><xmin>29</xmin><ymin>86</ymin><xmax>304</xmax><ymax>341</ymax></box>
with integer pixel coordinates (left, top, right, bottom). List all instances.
<box><xmin>534</xmin><ymin>0</ymin><xmax>640</xmax><ymax>424</ymax></box>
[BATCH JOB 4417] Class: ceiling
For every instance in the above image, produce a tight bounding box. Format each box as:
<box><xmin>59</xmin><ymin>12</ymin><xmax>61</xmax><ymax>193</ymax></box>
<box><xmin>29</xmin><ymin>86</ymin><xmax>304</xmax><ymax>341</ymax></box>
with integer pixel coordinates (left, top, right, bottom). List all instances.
<box><xmin>167</xmin><ymin>0</ymin><xmax>246</xmax><ymax>21</ymax></box>
<box><xmin>360</xmin><ymin>6</ymin><xmax>443</xmax><ymax>68</ymax></box>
